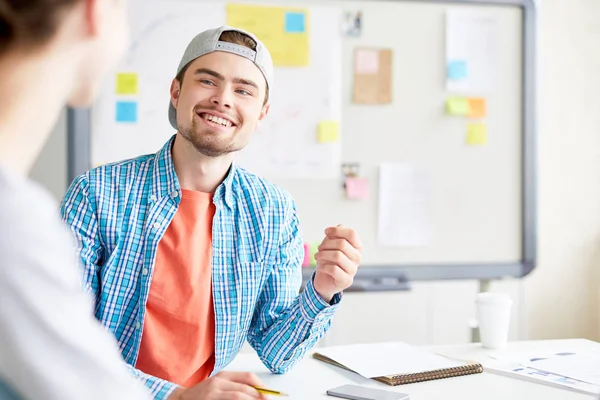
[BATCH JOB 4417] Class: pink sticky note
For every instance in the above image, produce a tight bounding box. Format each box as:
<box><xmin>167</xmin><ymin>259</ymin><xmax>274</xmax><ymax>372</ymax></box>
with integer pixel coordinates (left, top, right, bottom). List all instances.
<box><xmin>345</xmin><ymin>177</ymin><xmax>369</xmax><ymax>200</ymax></box>
<box><xmin>302</xmin><ymin>243</ymin><xmax>311</xmax><ymax>267</ymax></box>
<box><xmin>355</xmin><ymin>49</ymin><xmax>379</xmax><ymax>74</ymax></box>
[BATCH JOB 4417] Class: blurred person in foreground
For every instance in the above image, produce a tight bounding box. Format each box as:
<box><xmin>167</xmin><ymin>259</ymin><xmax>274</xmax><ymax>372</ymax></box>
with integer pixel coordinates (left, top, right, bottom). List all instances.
<box><xmin>0</xmin><ymin>1</ymin><xmax>270</xmax><ymax>399</ymax></box>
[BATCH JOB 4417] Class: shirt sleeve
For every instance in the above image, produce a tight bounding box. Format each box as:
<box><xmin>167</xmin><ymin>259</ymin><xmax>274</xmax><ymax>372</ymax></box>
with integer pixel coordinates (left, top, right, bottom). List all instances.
<box><xmin>0</xmin><ymin>173</ymin><xmax>151</xmax><ymax>400</ymax></box>
<box><xmin>60</xmin><ymin>174</ymin><xmax>103</xmax><ymax>300</ymax></box>
<box><xmin>246</xmin><ymin>197</ymin><xmax>342</xmax><ymax>373</ymax></box>
<box><xmin>60</xmin><ymin>174</ymin><xmax>179</xmax><ymax>400</ymax></box>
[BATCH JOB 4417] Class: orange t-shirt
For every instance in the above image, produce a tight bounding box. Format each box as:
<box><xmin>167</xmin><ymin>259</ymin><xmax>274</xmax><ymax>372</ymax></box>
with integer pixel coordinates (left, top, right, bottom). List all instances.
<box><xmin>136</xmin><ymin>189</ymin><xmax>216</xmax><ymax>387</ymax></box>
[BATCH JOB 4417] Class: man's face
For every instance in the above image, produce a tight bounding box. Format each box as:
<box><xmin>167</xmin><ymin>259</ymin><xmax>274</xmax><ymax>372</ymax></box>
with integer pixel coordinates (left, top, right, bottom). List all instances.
<box><xmin>170</xmin><ymin>51</ymin><xmax>269</xmax><ymax>157</ymax></box>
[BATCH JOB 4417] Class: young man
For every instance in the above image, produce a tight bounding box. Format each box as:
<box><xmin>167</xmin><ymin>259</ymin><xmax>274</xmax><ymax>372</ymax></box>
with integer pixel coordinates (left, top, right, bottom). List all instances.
<box><xmin>61</xmin><ymin>26</ymin><xmax>362</xmax><ymax>399</ymax></box>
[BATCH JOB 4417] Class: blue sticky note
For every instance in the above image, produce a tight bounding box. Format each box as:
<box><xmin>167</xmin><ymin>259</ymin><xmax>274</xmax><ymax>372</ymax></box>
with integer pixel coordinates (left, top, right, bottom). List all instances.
<box><xmin>285</xmin><ymin>12</ymin><xmax>305</xmax><ymax>33</ymax></box>
<box><xmin>116</xmin><ymin>101</ymin><xmax>138</xmax><ymax>123</ymax></box>
<box><xmin>447</xmin><ymin>60</ymin><xmax>468</xmax><ymax>80</ymax></box>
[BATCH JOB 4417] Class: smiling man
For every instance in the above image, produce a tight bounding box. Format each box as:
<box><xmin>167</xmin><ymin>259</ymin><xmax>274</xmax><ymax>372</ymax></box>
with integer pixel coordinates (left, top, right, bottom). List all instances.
<box><xmin>60</xmin><ymin>26</ymin><xmax>362</xmax><ymax>400</ymax></box>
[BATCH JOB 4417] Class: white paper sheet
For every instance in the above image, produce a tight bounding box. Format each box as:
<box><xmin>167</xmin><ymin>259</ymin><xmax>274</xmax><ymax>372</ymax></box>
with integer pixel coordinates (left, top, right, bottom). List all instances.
<box><xmin>317</xmin><ymin>342</ymin><xmax>464</xmax><ymax>379</ymax></box>
<box><xmin>484</xmin><ymin>359</ymin><xmax>600</xmax><ymax>396</ymax></box>
<box><xmin>445</xmin><ymin>10</ymin><xmax>499</xmax><ymax>93</ymax></box>
<box><xmin>378</xmin><ymin>163</ymin><xmax>432</xmax><ymax>247</ymax></box>
<box><xmin>522</xmin><ymin>350</ymin><xmax>600</xmax><ymax>386</ymax></box>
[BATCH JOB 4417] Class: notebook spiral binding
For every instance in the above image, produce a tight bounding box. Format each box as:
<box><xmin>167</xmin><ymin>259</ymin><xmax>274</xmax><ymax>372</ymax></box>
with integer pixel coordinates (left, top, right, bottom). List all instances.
<box><xmin>374</xmin><ymin>363</ymin><xmax>484</xmax><ymax>385</ymax></box>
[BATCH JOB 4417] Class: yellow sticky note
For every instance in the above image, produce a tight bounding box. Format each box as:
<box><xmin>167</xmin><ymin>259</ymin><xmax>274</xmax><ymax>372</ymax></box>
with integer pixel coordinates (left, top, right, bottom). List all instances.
<box><xmin>317</xmin><ymin>121</ymin><xmax>340</xmax><ymax>143</ymax></box>
<box><xmin>226</xmin><ymin>4</ymin><xmax>309</xmax><ymax>67</ymax></box>
<box><xmin>446</xmin><ymin>97</ymin><xmax>470</xmax><ymax>116</ymax></box>
<box><xmin>116</xmin><ymin>73</ymin><xmax>138</xmax><ymax>95</ymax></box>
<box><xmin>466</xmin><ymin>123</ymin><xmax>487</xmax><ymax>145</ymax></box>
<box><xmin>468</xmin><ymin>97</ymin><xmax>487</xmax><ymax>118</ymax></box>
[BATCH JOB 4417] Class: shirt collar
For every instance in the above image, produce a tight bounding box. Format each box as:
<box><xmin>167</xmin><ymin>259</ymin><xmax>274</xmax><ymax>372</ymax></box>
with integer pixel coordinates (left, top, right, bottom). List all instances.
<box><xmin>152</xmin><ymin>134</ymin><xmax>236</xmax><ymax>209</ymax></box>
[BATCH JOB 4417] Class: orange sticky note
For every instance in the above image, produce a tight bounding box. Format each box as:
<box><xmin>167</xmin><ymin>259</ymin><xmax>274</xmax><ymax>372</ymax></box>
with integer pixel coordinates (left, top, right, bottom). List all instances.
<box><xmin>468</xmin><ymin>98</ymin><xmax>486</xmax><ymax>118</ymax></box>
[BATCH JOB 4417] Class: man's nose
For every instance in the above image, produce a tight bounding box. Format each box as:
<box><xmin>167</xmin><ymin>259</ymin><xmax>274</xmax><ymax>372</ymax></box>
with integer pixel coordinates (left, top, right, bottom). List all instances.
<box><xmin>210</xmin><ymin>88</ymin><xmax>233</xmax><ymax>109</ymax></box>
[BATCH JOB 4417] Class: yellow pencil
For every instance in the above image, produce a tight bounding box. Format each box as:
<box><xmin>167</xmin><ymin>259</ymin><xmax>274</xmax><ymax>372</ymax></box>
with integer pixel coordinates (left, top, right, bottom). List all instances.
<box><xmin>253</xmin><ymin>386</ymin><xmax>288</xmax><ymax>396</ymax></box>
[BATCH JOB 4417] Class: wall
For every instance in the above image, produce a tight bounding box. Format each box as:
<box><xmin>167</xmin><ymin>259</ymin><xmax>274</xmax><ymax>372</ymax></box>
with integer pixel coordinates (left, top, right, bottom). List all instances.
<box><xmin>319</xmin><ymin>0</ymin><xmax>600</xmax><ymax>346</ymax></box>
<box><xmin>30</xmin><ymin>0</ymin><xmax>600</xmax><ymax>345</ymax></box>
<box><xmin>522</xmin><ymin>0</ymin><xmax>600</xmax><ymax>341</ymax></box>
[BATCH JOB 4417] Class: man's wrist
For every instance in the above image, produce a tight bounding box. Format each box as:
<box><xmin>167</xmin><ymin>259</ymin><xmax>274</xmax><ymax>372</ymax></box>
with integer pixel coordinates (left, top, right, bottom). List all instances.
<box><xmin>315</xmin><ymin>288</ymin><xmax>334</xmax><ymax>304</ymax></box>
<box><xmin>168</xmin><ymin>388</ymin><xmax>185</xmax><ymax>400</ymax></box>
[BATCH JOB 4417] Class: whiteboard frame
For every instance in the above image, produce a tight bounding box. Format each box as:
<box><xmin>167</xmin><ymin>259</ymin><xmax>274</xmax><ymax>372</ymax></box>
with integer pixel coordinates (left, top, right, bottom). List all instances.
<box><xmin>66</xmin><ymin>0</ymin><xmax>537</xmax><ymax>282</ymax></box>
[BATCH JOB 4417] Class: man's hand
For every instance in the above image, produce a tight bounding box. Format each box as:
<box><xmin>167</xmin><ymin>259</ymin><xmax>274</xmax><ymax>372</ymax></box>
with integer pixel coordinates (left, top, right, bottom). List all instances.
<box><xmin>168</xmin><ymin>371</ymin><xmax>268</xmax><ymax>400</ymax></box>
<box><xmin>313</xmin><ymin>225</ymin><xmax>362</xmax><ymax>303</ymax></box>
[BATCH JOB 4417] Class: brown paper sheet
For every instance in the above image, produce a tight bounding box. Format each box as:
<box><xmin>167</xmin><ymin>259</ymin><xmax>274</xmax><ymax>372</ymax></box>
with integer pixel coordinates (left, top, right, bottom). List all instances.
<box><xmin>353</xmin><ymin>48</ymin><xmax>392</xmax><ymax>104</ymax></box>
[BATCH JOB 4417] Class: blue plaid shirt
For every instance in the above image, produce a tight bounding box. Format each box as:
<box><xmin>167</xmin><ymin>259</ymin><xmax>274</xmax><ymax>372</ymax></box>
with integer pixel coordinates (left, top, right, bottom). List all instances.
<box><xmin>60</xmin><ymin>136</ymin><xmax>340</xmax><ymax>399</ymax></box>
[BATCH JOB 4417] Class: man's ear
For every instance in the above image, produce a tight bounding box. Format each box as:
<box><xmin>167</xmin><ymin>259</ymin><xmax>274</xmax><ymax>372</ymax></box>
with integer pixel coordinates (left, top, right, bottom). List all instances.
<box><xmin>259</xmin><ymin>103</ymin><xmax>270</xmax><ymax>121</ymax></box>
<box><xmin>170</xmin><ymin>79</ymin><xmax>181</xmax><ymax>108</ymax></box>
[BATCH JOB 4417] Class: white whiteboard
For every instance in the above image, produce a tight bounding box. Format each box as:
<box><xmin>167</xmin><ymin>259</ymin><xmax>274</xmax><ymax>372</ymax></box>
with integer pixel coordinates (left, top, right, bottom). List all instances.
<box><xmin>91</xmin><ymin>0</ymin><xmax>523</xmax><ymax>267</ymax></box>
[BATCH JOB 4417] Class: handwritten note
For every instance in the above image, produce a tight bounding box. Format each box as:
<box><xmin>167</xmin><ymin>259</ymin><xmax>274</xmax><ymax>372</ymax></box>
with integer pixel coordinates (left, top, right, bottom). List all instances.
<box><xmin>317</xmin><ymin>121</ymin><xmax>340</xmax><ymax>143</ymax></box>
<box><xmin>226</xmin><ymin>4</ymin><xmax>309</xmax><ymax>66</ymax></box>
<box><xmin>115</xmin><ymin>101</ymin><xmax>138</xmax><ymax>123</ymax></box>
<box><xmin>468</xmin><ymin>98</ymin><xmax>487</xmax><ymax>118</ymax></box>
<box><xmin>116</xmin><ymin>73</ymin><xmax>138</xmax><ymax>95</ymax></box>
<box><xmin>446</xmin><ymin>97</ymin><xmax>470</xmax><ymax>116</ymax></box>
<box><xmin>345</xmin><ymin>177</ymin><xmax>369</xmax><ymax>200</ymax></box>
<box><xmin>466</xmin><ymin>123</ymin><xmax>487</xmax><ymax>145</ymax></box>
<box><xmin>355</xmin><ymin>49</ymin><xmax>379</xmax><ymax>74</ymax></box>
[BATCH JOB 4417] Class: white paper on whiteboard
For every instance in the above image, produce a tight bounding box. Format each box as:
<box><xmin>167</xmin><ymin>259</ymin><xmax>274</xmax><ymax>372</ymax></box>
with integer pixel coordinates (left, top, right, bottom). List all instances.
<box><xmin>378</xmin><ymin>163</ymin><xmax>432</xmax><ymax>247</ymax></box>
<box><xmin>445</xmin><ymin>10</ymin><xmax>499</xmax><ymax>93</ymax></box>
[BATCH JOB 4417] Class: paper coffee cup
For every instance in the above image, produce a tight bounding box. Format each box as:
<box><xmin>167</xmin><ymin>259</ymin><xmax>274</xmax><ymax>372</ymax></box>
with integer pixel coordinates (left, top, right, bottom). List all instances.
<box><xmin>475</xmin><ymin>292</ymin><xmax>513</xmax><ymax>350</ymax></box>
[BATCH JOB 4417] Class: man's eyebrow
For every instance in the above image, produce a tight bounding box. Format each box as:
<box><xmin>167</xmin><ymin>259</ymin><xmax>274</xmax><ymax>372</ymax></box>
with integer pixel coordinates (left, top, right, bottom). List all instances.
<box><xmin>194</xmin><ymin>68</ymin><xmax>225</xmax><ymax>80</ymax></box>
<box><xmin>232</xmin><ymin>77</ymin><xmax>259</xmax><ymax>90</ymax></box>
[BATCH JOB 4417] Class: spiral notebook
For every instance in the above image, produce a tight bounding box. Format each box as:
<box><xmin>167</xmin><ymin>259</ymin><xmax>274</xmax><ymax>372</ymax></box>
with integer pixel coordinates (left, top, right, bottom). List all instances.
<box><xmin>313</xmin><ymin>342</ymin><xmax>483</xmax><ymax>386</ymax></box>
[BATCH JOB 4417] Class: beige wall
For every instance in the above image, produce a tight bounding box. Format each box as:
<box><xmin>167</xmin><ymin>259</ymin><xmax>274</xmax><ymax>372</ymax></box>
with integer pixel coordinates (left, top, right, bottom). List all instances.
<box><xmin>523</xmin><ymin>0</ymin><xmax>600</xmax><ymax>341</ymax></box>
<box><xmin>29</xmin><ymin>0</ymin><xmax>600</xmax><ymax>343</ymax></box>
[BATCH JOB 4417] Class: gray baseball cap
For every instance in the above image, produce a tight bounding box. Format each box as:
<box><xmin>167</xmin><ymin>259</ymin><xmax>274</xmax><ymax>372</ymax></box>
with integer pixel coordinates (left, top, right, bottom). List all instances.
<box><xmin>168</xmin><ymin>25</ymin><xmax>274</xmax><ymax>130</ymax></box>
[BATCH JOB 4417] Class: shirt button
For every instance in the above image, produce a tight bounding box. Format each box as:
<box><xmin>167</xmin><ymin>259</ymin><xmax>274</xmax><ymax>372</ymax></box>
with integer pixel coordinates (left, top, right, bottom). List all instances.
<box><xmin>135</xmin><ymin>322</ymin><xmax>141</xmax><ymax>330</ymax></box>
<box><xmin>153</xmin><ymin>222</ymin><xmax>160</xmax><ymax>229</ymax></box>
<box><xmin>150</xmin><ymin>195</ymin><xmax>157</xmax><ymax>202</ymax></box>
<box><xmin>170</xmin><ymin>191</ymin><xmax>179</xmax><ymax>199</ymax></box>
<box><xmin>142</xmin><ymin>268</ymin><xmax>148</xmax><ymax>276</ymax></box>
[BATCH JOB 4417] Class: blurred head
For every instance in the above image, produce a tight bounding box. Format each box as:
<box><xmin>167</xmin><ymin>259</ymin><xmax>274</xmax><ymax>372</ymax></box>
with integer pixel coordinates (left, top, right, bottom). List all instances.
<box><xmin>0</xmin><ymin>0</ymin><xmax>129</xmax><ymax>107</ymax></box>
<box><xmin>169</xmin><ymin>27</ymin><xmax>272</xmax><ymax>158</ymax></box>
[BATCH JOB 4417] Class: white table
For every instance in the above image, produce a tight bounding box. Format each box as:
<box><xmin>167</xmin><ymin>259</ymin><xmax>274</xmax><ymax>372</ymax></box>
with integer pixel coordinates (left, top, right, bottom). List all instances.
<box><xmin>225</xmin><ymin>339</ymin><xmax>600</xmax><ymax>399</ymax></box>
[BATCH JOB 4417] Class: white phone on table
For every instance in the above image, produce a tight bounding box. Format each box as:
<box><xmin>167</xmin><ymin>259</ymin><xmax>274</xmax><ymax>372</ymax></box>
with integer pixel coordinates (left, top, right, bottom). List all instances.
<box><xmin>326</xmin><ymin>384</ymin><xmax>410</xmax><ymax>400</ymax></box>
